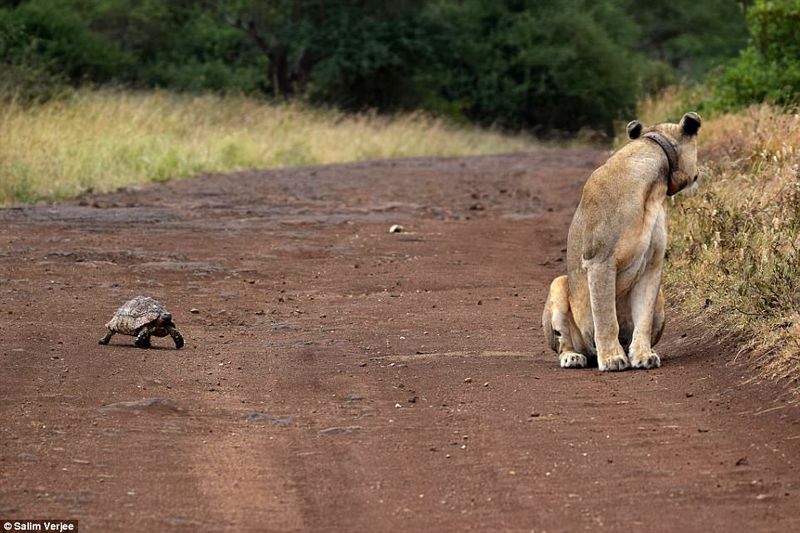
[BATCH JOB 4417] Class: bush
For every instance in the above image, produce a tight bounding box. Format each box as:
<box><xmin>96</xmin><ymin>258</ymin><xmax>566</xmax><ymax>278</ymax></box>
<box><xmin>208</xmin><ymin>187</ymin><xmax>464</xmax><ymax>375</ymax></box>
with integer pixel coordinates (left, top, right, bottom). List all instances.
<box><xmin>0</xmin><ymin>0</ymin><xmax>128</xmax><ymax>85</ymax></box>
<box><xmin>712</xmin><ymin>0</ymin><xmax>800</xmax><ymax>110</ymax></box>
<box><xmin>665</xmin><ymin>106</ymin><xmax>800</xmax><ymax>386</ymax></box>
<box><xmin>420</xmin><ymin>0</ymin><xmax>641</xmax><ymax>136</ymax></box>
<box><xmin>87</xmin><ymin>1</ymin><xmax>266</xmax><ymax>93</ymax></box>
<box><xmin>0</xmin><ymin>7</ymin><xmax>67</xmax><ymax>102</ymax></box>
<box><xmin>305</xmin><ymin>4</ymin><xmax>434</xmax><ymax>111</ymax></box>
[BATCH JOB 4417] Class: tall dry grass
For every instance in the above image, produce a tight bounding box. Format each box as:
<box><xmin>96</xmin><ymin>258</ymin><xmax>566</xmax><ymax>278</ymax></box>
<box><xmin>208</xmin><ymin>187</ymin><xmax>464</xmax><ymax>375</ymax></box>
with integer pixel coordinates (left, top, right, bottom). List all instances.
<box><xmin>641</xmin><ymin>92</ymin><xmax>800</xmax><ymax>391</ymax></box>
<box><xmin>0</xmin><ymin>89</ymin><xmax>536</xmax><ymax>205</ymax></box>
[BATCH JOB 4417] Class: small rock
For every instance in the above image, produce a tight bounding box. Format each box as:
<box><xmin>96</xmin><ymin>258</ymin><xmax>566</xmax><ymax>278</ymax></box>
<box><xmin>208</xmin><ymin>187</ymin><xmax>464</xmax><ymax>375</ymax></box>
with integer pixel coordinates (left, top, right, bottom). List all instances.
<box><xmin>242</xmin><ymin>411</ymin><xmax>293</xmax><ymax>426</ymax></box>
<box><xmin>464</xmin><ymin>377</ymin><xmax>472</xmax><ymax>384</ymax></box>
<box><xmin>395</xmin><ymin>403</ymin><xmax>402</xmax><ymax>408</ymax></box>
<box><xmin>319</xmin><ymin>426</ymin><xmax>361</xmax><ymax>436</ymax></box>
<box><xmin>100</xmin><ymin>398</ymin><xmax>183</xmax><ymax>414</ymax></box>
<box><xmin>685</xmin><ymin>392</ymin><xmax>694</xmax><ymax>398</ymax></box>
<box><xmin>345</xmin><ymin>394</ymin><xmax>364</xmax><ymax>401</ymax></box>
<box><xmin>190</xmin><ymin>308</ymin><xmax>200</xmax><ymax>314</ymax></box>
<box><xmin>389</xmin><ymin>224</ymin><xmax>404</xmax><ymax>233</ymax></box>
<box><xmin>483</xmin><ymin>382</ymin><xmax>489</xmax><ymax>387</ymax></box>
<box><xmin>18</xmin><ymin>452</ymin><xmax>38</xmax><ymax>464</ymax></box>
<box><xmin>0</xmin><ymin>503</ymin><xmax>18</xmax><ymax>514</ymax></box>
<box><xmin>735</xmin><ymin>457</ymin><xmax>749</xmax><ymax>466</ymax></box>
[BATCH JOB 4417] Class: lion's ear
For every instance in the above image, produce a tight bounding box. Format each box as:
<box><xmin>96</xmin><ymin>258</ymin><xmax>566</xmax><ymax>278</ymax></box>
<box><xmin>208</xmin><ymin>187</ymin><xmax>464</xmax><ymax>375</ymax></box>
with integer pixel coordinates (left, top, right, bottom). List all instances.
<box><xmin>680</xmin><ymin>112</ymin><xmax>702</xmax><ymax>136</ymax></box>
<box><xmin>626</xmin><ymin>120</ymin><xmax>643</xmax><ymax>139</ymax></box>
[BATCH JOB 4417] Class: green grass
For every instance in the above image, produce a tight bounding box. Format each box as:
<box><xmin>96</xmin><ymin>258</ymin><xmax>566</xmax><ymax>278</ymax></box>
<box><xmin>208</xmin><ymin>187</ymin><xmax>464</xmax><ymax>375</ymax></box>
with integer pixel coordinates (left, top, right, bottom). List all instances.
<box><xmin>0</xmin><ymin>89</ymin><xmax>538</xmax><ymax>205</ymax></box>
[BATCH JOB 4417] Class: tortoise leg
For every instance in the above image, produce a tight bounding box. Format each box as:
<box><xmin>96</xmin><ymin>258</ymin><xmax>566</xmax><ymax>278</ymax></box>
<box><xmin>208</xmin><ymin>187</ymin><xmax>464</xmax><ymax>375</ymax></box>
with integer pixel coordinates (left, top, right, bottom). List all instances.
<box><xmin>99</xmin><ymin>329</ymin><xmax>114</xmax><ymax>345</ymax></box>
<box><xmin>134</xmin><ymin>326</ymin><xmax>153</xmax><ymax>348</ymax></box>
<box><xmin>167</xmin><ymin>326</ymin><xmax>184</xmax><ymax>349</ymax></box>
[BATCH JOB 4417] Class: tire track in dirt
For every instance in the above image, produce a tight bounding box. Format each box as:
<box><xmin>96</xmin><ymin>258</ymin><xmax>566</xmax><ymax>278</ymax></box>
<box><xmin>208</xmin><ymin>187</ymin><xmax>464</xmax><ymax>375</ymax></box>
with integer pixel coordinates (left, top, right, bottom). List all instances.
<box><xmin>1</xmin><ymin>151</ymin><xmax>799</xmax><ymax>532</ymax></box>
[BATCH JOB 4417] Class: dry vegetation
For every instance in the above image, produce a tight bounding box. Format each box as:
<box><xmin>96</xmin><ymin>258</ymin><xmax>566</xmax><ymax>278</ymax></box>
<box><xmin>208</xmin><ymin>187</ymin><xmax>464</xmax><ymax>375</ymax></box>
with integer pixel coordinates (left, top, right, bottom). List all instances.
<box><xmin>640</xmin><ymin>91</ymin><xmax>800</xmax><ymax>391</ymax></box>
<box><xmin>0</xmin><ymin>89</ymin><xmax>536</xmax><ymax>205</ymax></box>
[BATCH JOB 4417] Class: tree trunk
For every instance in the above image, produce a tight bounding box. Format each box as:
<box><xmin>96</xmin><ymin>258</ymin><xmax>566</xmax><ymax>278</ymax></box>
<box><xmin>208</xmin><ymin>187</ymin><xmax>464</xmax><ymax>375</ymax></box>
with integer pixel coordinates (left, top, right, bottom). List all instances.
<box><xmin>268</xmin><ymin>48</ymin><xmax>292</xmax><ymax>99</ymax></box>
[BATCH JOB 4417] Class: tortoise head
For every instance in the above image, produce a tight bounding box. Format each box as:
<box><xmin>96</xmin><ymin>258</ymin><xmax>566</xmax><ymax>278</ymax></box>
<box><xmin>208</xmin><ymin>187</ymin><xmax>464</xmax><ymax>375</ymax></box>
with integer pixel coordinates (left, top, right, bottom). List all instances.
<box><xmin>157</xmin><ymin>312</ymin><xmax>173</xmax><ymax>326</ymax></box>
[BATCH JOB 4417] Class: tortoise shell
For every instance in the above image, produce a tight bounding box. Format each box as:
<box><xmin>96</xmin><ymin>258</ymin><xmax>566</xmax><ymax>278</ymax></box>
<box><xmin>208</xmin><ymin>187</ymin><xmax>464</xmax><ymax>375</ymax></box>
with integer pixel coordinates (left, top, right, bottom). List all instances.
<box><xmin>106</xmin><ymin>296</ymin><xmax>170</xmax><ymax>335</ymax></box>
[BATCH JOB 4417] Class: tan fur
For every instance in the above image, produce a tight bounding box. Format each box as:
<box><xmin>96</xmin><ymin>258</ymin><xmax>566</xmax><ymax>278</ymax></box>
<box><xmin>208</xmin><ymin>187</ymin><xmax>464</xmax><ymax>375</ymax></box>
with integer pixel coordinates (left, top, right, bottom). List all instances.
<box><xmin>542</xmin><ymin>112</ymin><xmax>701</xmax><ymax>371</ymax></box>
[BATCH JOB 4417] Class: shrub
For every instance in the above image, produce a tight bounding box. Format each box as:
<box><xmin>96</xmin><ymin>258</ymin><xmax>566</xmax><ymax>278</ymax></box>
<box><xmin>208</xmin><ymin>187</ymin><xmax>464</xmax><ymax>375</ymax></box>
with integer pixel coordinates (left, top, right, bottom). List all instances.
<box><xmin>0</xmin><ymin>0</ymin><xmax>127</xmax><ymax>84</ymax></box>
<box><xmin>420</xmin><ymin>0</ymin><xmax>640</xmax><ymax>136</ymax></box>
<box><xmin>666</xmin><ymin>106</ymin><xmax>800</xmax><ymax>387</ymax></box>
<box><xmin>712</xmin><ymin>0</ymin><xmax>800</xmax><ymax>110</ymax></box>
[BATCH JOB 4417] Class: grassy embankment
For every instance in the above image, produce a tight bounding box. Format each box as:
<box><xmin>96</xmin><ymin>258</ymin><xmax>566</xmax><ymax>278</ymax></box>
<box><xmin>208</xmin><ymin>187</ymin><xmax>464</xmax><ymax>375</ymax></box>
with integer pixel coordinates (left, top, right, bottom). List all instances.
<box><xmin>640</xmin><ymin>88</ymin><xmax>800</xmax><ymax>393</ymax></box>
<box><xmin>0</xmin><ymin>89</ymin><xmax>536</xmax><ymax>205</ymax></box>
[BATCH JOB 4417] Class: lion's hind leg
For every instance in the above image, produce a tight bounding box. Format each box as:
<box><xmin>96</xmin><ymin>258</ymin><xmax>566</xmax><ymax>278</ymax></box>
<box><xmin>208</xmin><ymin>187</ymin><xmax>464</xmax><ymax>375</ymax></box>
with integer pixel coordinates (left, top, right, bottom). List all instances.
<box><xmin>543</xmin><ymin>276</ymin><xmax>587</xmax><ymax>368</ymax></box>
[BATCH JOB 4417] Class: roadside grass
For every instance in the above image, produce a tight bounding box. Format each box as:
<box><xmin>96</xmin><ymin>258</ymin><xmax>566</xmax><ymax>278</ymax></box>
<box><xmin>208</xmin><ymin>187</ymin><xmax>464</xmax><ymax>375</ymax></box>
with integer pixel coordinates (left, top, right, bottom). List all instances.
<box><xmin>641</xmin><ymin>92</ymin><xmax>800</xmax><ymax>392</ymax></box>
<box><xmin>0</xmin><ymin>89</ymin><xmax>537</xmax><ymax>205</ymax></box>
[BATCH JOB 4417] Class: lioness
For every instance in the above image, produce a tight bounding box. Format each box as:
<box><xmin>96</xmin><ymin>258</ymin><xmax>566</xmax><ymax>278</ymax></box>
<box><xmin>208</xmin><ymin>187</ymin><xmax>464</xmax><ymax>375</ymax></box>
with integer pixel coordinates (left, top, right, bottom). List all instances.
<box><xmin>542</xmin><ymin>112</ymin><xmax>701</xmax><ymax>371</ymax></box>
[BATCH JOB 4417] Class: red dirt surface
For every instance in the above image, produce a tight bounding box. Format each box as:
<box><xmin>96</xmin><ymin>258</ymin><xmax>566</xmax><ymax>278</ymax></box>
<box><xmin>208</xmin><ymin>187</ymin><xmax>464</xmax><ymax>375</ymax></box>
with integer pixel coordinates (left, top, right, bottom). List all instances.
<box><xmin>1</xmin><ymin>150</ymin><xmax>799</xmax><ymax>532</ymax></box>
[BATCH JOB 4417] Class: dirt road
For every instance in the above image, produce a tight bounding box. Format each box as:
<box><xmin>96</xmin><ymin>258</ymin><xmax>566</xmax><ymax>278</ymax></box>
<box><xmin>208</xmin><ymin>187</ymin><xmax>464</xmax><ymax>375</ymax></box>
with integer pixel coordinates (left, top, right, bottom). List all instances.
<box><xmin>1</xmin><ymin>149</ymin><xmax>799</xmax><ymax>532</ymax></box>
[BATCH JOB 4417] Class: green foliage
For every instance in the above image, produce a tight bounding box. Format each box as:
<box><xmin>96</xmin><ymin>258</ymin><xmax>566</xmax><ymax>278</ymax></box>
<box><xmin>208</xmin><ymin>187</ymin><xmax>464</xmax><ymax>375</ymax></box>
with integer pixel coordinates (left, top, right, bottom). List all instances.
<box><xmin>306</xmin><ymin>3</ymin><xmax>433</xmax><ymax>111</ymax></box>
<box><xmin>711</xmin><ymin>0</ymin><xmax>800</xmax><ymax>110</ymax></box>
<box><xmin>0</xmin><ymin>0</ymin><xmax>119</xmax><ymax>101</ymax></box>
<box><xmin>0</xmin><ymin>0</ymin><xmax>751</xmax><ymax>134</ymax></box>
<box><xmin>627</xmin><ymin>0</ymin><xmax>749</xmax><ymax>82</ymax></box>
<box><xmin>0</xmin><ymin>0</ymin><xmax>127</xmax><ymax>80</ymax></box>
<box><xmin>85</xmin><ymin>0</ymin><xmax>266</xmax><ymax>92</ymax></box>
<box><xmin>421</xmin><ymin>0</ymin><xmax>640</xmax><ymax>135</ymax></box>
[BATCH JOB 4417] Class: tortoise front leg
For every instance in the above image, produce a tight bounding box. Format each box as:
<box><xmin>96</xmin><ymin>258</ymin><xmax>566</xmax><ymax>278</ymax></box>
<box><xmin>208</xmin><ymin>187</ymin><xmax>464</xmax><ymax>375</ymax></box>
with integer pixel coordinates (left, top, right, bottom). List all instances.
<box><xmin>99</xmin><ymin>329</ymin><xmax>114</xmax><ymax>345</ymax></box>
<box><xmin>167</xmin><ymin>326</ymin><xmax>184</xmax><ymax>349</ymax></box>
<box><xmin>134</xmin><ymin>325</ymin><xmax>154</xmax><ymax>348</ymax></box>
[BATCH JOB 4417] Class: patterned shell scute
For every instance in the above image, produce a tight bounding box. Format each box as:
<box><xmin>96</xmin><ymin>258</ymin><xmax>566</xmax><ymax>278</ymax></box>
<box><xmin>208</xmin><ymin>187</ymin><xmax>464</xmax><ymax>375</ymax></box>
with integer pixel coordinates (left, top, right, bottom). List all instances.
<box><xmin>106</xmin><ymin>296</ymin><xmax>168</xmax><ymax>335</ymax></box>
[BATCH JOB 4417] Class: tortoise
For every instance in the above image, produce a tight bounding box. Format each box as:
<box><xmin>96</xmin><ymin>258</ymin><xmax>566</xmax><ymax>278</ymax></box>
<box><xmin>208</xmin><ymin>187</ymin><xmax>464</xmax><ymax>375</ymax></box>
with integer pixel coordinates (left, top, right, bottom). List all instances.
<box><xmin>99</xmin><ymin>296</ymin><xmax>184</xmax><ymax>349</ymax></box>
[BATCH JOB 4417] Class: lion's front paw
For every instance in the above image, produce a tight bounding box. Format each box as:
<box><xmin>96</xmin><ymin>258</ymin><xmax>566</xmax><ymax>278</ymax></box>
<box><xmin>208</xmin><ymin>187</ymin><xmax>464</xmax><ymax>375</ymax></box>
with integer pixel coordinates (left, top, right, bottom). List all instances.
<box><xmin>598</xmin><ymin>353</ymin><xmax>630</xmax><ymax>372</ymax></box>
<box><xmin>630</xmin><ymin>350</ymin><xmax>661</xmax><ymax>369</ymax></box>
<box><xmin>560</xmin><ymin>351</ymin><xmax>588</xmax><ymax>369</ymax></box>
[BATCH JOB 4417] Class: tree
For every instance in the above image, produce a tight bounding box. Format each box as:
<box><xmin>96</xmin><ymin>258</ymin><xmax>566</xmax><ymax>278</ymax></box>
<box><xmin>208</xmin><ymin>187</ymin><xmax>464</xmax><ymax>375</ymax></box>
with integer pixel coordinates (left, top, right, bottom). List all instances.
<box><xmin>627</xmin><ymin>0</ymin><xmax>749</xmax><ymax>82</ymax></box>
<box><xmin>0</xmin><ymin>0</ymin><xmax>753</xmax><ymax>133</ymax></box>
<box><xmin>420</xmin><ymin>0</ymin><xmax>641</xmax><ymax>134</ymax></box>
<box><xmin>712</xmin><ymin>0</ymin><xmax>800</xmax><ymax>109</ymax></box>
